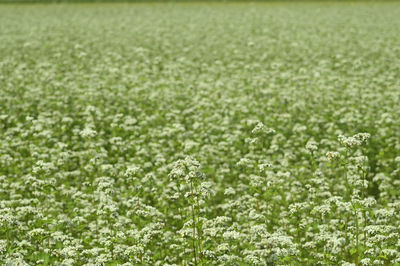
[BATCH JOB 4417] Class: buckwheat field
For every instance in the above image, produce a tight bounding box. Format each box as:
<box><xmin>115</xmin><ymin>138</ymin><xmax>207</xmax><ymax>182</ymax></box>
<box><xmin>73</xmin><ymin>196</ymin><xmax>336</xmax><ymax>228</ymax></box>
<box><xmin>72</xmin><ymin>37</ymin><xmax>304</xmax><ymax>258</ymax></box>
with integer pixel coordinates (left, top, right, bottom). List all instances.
<box><xmin>1</xmin><ymin>2</ymin><xmax>400</xmax><ymax>265</ymax></box>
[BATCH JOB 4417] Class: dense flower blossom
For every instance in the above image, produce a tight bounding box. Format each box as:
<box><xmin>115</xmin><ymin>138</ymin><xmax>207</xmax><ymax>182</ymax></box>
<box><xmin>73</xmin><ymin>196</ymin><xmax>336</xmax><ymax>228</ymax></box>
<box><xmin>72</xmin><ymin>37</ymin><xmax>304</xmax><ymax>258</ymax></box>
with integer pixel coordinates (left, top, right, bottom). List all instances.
<box><xmin>1</xmin><ymin>3</ymin><xmax>400</xmax><ymax>265</ymax></box>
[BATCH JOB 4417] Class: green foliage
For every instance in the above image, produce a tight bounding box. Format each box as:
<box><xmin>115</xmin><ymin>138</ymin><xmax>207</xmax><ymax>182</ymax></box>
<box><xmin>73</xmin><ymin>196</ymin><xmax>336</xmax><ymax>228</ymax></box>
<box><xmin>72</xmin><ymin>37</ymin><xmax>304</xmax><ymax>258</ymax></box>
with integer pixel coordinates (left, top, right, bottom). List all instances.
<box><xmin>0</xmin><ymin>3</ymin><xmax>400</xmax><ymax>265</ymax></box>
<box><xmin>0</xmin><ymin>0</ymin><xmax>396</xmax><ymax>3</ymax></box>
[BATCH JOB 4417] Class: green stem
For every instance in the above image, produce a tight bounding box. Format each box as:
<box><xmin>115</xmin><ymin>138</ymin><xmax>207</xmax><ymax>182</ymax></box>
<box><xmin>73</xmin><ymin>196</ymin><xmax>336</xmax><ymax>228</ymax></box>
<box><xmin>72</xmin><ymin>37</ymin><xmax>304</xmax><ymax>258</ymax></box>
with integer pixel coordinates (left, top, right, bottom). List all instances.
<box><xmin>355</xmin><ymin>209</ymin><xmax>359</xmax><ymax>264</ymax></box>
<box><xmin>190</xmin><ymin>181</ymin><xmax>198</xmax><ymax>266</ymax></box>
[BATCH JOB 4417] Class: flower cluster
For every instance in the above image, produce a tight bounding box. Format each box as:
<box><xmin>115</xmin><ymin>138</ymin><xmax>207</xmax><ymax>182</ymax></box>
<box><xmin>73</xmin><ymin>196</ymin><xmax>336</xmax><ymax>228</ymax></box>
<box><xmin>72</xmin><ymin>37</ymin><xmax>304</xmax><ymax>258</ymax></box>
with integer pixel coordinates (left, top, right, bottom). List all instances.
<box><xmin>1</xmin><ymin>3</ymin><xmax>400</xmax><ymax>265</ymax></box>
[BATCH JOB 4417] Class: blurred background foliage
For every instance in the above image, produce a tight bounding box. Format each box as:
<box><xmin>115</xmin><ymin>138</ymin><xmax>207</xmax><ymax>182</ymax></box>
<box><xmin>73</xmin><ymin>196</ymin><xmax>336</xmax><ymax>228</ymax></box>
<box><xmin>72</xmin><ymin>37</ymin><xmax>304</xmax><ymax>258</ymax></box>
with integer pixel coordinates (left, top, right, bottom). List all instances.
<box><xmin>0</xmin><ymin>0</ymin><xmax>396</xmax><ymax>4</ymax></box>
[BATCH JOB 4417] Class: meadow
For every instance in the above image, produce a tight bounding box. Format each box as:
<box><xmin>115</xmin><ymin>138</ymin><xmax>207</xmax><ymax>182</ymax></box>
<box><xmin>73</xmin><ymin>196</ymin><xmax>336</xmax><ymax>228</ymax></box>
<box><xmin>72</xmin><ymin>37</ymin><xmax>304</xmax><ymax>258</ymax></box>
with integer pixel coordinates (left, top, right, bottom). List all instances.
<box><xmin>1</xmin><ymin>2</ymin><xmax>400</xmax><ymax>265</ymax></box>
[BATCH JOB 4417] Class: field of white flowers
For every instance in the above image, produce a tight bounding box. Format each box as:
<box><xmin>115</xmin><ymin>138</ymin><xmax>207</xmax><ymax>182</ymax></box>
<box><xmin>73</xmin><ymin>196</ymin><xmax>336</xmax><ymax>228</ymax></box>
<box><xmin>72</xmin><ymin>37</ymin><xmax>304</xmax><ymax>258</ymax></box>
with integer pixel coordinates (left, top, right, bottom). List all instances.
<box><xmin>1</xmin><ymin>2</ymin><xmax>400</xmax><ymax>265</ymax></box>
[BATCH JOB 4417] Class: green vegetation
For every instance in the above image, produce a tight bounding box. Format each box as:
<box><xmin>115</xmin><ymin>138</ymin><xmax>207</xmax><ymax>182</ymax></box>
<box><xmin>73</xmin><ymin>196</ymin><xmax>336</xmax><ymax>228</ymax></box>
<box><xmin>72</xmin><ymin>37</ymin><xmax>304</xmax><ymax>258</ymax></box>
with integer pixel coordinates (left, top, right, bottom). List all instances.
<box><xmin>0</xmin><ymin>0</ymin><xmax>396</xmax><ymax>3</ymax></box>
<box><xmin>1</xmin><ymin>2</ymin><xmax>400</xmax><ymax>265</ymax></box>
